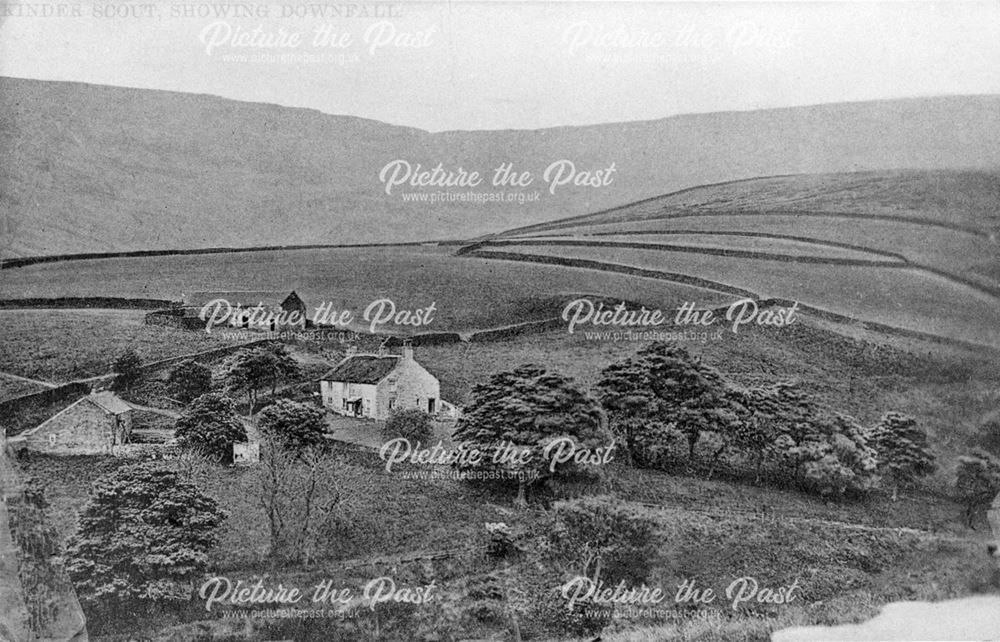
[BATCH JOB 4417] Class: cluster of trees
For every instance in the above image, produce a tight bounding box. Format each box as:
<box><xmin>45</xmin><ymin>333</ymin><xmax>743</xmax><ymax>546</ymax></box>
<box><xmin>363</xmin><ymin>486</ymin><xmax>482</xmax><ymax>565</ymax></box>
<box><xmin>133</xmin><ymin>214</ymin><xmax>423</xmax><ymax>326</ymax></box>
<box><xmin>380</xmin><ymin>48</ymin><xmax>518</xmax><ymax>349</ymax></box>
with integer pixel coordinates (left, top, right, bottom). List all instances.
<box><xmin>594</xmin><ymin>342</ymin><xmax>935</xmax><ymax>498</ymax></box>
<box><xmin>451</xmin><ymin>343</ymin><xmax>937</xmax><ymax>501</ymax></box>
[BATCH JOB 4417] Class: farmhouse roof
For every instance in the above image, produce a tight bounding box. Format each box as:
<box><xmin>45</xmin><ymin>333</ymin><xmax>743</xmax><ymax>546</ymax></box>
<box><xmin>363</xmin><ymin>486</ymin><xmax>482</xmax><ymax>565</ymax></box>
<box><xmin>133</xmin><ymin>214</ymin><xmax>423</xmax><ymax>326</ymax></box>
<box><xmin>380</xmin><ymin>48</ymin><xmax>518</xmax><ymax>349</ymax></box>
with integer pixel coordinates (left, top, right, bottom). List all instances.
<box><xmin>321</xmin><ymin>355</ymin><xmax>400</xmax><ymax>385</ymax></box>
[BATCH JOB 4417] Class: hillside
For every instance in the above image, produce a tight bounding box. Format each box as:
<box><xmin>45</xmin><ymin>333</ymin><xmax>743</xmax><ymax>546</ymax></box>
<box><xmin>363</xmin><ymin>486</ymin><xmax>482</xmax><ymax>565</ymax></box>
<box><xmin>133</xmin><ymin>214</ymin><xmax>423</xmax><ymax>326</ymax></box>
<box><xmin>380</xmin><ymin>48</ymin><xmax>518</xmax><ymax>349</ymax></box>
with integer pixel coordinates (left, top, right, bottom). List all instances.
<box><xmin>2</xmin><ymin>77</ymin><xmax>1000</xmax><ymax>257</ymax></box>
<box><xmin>469</xmin><ymin>170</ymin><xmax>1000</xmax><ymax>348</ymax></box>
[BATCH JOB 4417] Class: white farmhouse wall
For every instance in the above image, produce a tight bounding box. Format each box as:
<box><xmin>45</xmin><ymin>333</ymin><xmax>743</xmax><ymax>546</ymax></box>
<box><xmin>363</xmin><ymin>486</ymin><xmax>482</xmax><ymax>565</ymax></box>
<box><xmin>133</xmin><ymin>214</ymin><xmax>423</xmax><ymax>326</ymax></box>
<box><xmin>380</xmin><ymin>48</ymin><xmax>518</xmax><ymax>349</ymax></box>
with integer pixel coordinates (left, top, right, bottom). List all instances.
<box><xmin>374</xmin><ymin>357</ymin><xmax>440</xmax><ymax>420</ymax></box>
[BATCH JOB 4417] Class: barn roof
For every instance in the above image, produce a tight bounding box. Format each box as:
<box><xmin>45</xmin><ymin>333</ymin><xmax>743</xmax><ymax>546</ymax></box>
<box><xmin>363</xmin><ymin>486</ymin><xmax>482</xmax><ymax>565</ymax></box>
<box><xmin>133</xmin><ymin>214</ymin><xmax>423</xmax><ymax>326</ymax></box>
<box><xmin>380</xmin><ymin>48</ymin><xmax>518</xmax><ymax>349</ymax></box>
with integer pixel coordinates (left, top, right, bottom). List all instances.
<box><xmin>321</xmin><ymin>355</ymin><xmax>400</xmax><ymax>385</ymax></box>
<box><xmin>183</xmin><ymin>290</ymin><xmax>303</xmax><ymax>309</ymax></box>
<box><xmin>86</xmin><ymin>391</ymin><xmax>132</xmax><ymax>415</ymax></box>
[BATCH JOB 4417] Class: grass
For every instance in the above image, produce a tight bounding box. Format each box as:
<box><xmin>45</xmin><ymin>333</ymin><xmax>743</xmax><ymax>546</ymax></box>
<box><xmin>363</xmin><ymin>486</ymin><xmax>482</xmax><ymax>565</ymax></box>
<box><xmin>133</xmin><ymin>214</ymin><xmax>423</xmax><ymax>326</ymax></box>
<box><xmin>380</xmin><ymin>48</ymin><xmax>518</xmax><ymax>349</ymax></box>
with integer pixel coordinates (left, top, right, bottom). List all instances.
<box><xmin>542</xmin><ymin>215</ymin><xmax>999</xmax><ymax>290</ymax></box>
<box><xmin>474</xmin><ymin>245</ymin><xmax>1000</xmax><ymax>348</ymax></box>
<box><xmin>0</xmin><ymin>309</ymin><xmax>248</xmax><ymax>381</ymax></box>
<box><xmin>0</xmin><ymin>245</ymin><xmax>732</xmax><ymax>332</ymax></box>
<box><xmin>0</xmin><ymin>373</ymin><xmax>48</xmax><ymax>401</ymax></box>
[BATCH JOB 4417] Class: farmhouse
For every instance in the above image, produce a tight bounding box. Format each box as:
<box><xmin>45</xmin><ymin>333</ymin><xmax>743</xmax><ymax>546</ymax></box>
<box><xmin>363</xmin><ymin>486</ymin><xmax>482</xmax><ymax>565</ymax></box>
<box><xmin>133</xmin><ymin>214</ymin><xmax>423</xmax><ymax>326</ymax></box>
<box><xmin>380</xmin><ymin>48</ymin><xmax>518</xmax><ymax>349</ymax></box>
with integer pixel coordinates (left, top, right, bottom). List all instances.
<box><xmin>183</xmin><ymin>290</ymin><xmax>309</xmax><ymax>330</ymax></box>
<box><xmin>320</xmin><ymin>345</ymin><xmax>441</xmax><ymax>421</ymax></box>
<box><xmin>10</xmin><ymin>391</ymin><xmax>133</xmax><ymax>455</ymax></box>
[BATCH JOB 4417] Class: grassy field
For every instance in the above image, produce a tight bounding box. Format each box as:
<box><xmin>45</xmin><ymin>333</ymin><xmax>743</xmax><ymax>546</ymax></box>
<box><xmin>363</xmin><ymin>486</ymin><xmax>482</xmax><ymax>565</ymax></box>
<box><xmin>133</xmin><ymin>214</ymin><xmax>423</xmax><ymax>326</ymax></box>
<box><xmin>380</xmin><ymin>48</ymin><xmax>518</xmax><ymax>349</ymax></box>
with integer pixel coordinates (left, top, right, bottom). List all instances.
<box><xmin>0</xmin><ymin>309</ymin><xmax>248</xmax><ymax>381</ymax></box>
<box><xmin>507</xmin><ymin>171</ymin><xmax>1000</xmax><ymax>235</ymax></box>
<box><xmin>540</xmin><ymin>215</ymin><xmax>998</xmax><ymax>288</ymax></box>
<box><xmin>0</xmin><ymin>246</ymin><xmax>734</xmax><ymax>332</ymax></box>
<box><xmin>472</xmin><ymin>245</ymin><xmax>1000</xmax><ymax>348</ymax></box>
<box><xmin>0</xmin><ymin>372</ymin><xmax>48</xmax><ymax>401</ymax></box>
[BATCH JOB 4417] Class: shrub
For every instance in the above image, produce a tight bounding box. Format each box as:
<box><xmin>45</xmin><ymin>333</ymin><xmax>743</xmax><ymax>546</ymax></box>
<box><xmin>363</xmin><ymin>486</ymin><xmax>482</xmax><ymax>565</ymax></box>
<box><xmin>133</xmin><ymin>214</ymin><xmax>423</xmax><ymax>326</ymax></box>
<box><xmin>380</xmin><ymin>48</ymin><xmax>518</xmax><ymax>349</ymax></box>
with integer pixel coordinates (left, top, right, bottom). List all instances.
<box><xmin>382</xmin><ymin>407</ymin><xmax>434</xmax><ymax>444</ymax></box>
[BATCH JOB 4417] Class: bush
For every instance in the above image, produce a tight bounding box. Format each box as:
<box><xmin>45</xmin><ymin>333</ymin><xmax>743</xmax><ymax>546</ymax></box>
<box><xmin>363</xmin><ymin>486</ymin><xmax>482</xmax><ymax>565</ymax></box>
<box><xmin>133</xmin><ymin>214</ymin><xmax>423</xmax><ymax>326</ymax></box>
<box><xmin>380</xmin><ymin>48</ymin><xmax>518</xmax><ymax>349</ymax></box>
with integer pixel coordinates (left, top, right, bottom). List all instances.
<box><xmin>383</xmin><ymin>407</ymin><xmax>434</xmax><ymax>443</ymax></box>
<box><xmin>174</xmin><ymin>393</ymin><xmax>248</xmax><ymax>464</ymax></box>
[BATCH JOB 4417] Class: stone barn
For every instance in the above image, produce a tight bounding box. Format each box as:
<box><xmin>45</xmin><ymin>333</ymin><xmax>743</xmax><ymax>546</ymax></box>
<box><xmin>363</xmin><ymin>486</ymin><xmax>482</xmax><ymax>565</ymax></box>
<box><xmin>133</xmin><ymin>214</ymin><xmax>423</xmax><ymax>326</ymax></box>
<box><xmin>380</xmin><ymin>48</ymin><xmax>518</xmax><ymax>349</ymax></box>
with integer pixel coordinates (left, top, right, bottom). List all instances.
<box><xmin>183</xmin><ymin>290</ymin><xmax>309</xmax><ymax>330</ymax></box>
<box><xmin>319</xmin><ymin>345</ymin><xmax>440</xmax><ymax>421</ymax></box>
<box><xmin>11</xmin><ymin>391</ymin><xmax>133</xmax><ymax>455</ymax></box>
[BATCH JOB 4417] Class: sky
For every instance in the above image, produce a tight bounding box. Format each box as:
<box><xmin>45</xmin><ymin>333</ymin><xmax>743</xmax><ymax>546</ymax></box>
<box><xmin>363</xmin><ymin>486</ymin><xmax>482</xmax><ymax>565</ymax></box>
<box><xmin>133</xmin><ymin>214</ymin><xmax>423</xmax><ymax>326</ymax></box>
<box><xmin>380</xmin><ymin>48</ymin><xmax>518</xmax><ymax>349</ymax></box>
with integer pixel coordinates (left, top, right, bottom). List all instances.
<box><xmin>1</xmin><ymin>1</ymin><xmax>999</xmax><ymax>131</ymax></box>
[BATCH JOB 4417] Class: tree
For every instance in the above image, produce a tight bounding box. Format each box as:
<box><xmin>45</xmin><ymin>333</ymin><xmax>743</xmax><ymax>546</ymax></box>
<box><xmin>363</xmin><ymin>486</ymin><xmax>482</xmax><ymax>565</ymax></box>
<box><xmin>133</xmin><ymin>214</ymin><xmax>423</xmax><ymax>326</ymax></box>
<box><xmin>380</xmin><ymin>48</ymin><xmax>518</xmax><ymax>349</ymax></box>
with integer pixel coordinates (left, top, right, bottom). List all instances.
<box><xmin>167</xmin><ymin>359</ymin><xmax>212</xmax><ymax>403</ymax></box>
<box><xmin>258</xmin><ymin>434</ymin><xmax>343</xmax><ymax>563</ymax></box>
<box><xmin>869</xmin><ymin>412</ymin><xmax>936</xmax><ymax>500</ymax></box>
<box><xmin>382</xmin><ymin>408</ymin><xmax>433</xmax><ymax>443</ymax></box>
<box><xmin>955</xmin><ymin>450</ymin><xmax>1000</xmax><ymax>528</ymax></box>
<box><xmin>174</xmin><ymin>393</ymin><xmax>247</xmax><ymax>464</ymax></box>
<box><xmin>785</xmin><ymin>412</ymin><xmax>879</xmax><ymax>497</ymax></box>
<box><xmin>257</xmin><ymin>399</ymin><xmax>327</xmax><ymax>453</ymax></box>
<box><xmin>224</xmin><ymin>344</ymin><xmax>302</xmax><ymax>414</ymax></box>
<box><xmin>726</xmin><ymin>385</ymin><xmax>786</xmax><ymax>482</ymax></box>
<box><xmin>546</xmin><ymin>496</ymin><xmax>662</xmax><ymax>635</ymax></box>
<box><xmin>596</xmin><ymin>342</ymin><xmax>735</xmax><ymax>466</ymax></box>
<box><xmin>65</xmin><ymin>462</ymin><xmax>226</xmax><ymax>616</ymax></box>
<box><xmin>453</xmin><ymin>364</ymin><xmax>611</xmax><ymax>505</ymax></box>
<box><xmin>112</xmin><ymin>347</ymin><xmax>143</xmax><ymax>392</ymax></box>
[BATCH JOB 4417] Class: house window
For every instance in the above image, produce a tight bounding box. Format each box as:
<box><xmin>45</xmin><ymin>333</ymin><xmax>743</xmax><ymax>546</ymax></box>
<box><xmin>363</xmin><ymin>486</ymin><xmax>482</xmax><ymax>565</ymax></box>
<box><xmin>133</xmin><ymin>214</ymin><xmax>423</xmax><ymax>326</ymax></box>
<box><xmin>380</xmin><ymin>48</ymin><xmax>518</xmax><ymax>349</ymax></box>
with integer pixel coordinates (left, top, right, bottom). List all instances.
<box><xmin>428</xmin><ymin>398</ymin><xmax>436</xmax><ymax>414</ymax></box>
<box><xmin>388</xmin><ymin>398</ymin><xmax>395</xmax><ymax>410</ymax></box>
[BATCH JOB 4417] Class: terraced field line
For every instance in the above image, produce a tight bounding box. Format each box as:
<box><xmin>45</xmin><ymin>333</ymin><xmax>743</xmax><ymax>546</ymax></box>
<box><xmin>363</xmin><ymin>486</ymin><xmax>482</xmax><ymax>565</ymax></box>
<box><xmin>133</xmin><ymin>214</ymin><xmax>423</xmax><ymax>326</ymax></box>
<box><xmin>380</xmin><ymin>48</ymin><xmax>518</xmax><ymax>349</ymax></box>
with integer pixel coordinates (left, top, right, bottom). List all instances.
<box><xmin>509</xmin><ymin>229</ymin><xmax>910</xmax><ymax>263</ymax></box>
<box><xmin>483</xmin><ymin>239</ymin><xmax>905</xmax><ymax>268</ymax></box>
<box><xmin>514</xmin><ymin>208</ymin><xmax>990</xmax><ymax>239</ymax></box>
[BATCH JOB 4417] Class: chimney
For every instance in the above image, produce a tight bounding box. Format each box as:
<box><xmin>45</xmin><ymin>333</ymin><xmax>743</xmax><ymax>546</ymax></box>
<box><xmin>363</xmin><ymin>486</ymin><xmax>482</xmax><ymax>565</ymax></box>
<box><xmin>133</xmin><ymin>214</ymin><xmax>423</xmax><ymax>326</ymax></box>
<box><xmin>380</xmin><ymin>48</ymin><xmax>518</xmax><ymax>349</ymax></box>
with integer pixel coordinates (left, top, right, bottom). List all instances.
<box><xmin>401</xmin><ymin>340</ymin><xmax>413</xmax><ymax>362</ymax></box>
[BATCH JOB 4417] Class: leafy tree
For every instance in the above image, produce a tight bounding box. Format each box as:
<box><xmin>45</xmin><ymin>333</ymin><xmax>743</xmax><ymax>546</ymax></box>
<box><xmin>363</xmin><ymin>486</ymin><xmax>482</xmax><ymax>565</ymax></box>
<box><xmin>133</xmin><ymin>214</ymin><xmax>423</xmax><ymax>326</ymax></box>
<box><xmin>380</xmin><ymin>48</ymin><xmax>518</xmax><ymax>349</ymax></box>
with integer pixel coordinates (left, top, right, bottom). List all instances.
<box><xmin>726</xmin><ymin>385</ymin><xmax>786</xmax><ymax>482</ymax></box>
<box><xmin>785</xmin><ymin>412</ymin><xmax>879</xmax><ymax>497</ymax></box>
<box><xmin>174</xmin><ymin>393</ymin><xmax>248</xmax><ymax>464</ymax></box>
<box><xmin>453</xmin><ymin>364</ymin><xmax>611</xmax><ymax>505</ymax></box>
<box><xmin>955</xmin><ymin>450</ymin><xmax>1000</xmax><ymax>528</ymax></box>
<box><xmin>224</xmin><ymin>344</ymin><xmax>302</xmax><ymax>413</ymax></box>
<box><xmin>265</xmin><ymin>343</ymin><xmax>302</xmax><ymax>395</ymax></box>
<box><xmin>257</xmin><ymin>399</ymin><xmax>327</xmax><ymax>453</ymax></box>
<box><xmin>596</xmin><ymin>342</ymin><xmax>735</xmax><ymax>465</ymax></box>
<box><xmin>383</xmin><ymin>408</ymin><xmax>433</xmax><ymax>443</ymax></box>
<box><xmin>869</xmin><ymin>412</ymin><xmax>936</xmax><ymax>500</ymax></box>
<box><xmin>167</xmin><ymin>359</ymin><xmax>212</xmax><ymax>403</ymax></box>
<box><xmin>65</xmin><ymin>462</ymin><xmax>226</xmax><ymax>616</ymax></box>
<box><xmin>112</xmin><ymin>347</ymin><xmax>143</xmax><ymax>392</ymax></box>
